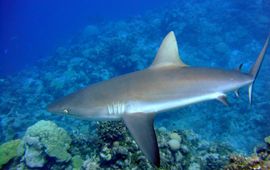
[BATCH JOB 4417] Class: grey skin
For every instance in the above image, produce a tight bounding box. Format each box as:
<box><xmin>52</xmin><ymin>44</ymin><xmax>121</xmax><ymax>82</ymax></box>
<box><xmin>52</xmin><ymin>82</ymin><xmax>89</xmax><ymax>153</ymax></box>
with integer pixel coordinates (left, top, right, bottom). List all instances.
<box><xmin>48</xmin><ymin>31</ymin><xmax>270</xmax><ymax>166</ymax></box>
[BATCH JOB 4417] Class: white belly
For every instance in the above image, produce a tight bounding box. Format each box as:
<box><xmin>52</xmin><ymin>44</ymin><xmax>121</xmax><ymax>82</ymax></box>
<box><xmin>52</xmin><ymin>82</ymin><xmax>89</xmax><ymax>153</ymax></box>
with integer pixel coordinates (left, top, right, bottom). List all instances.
<box><xmin>127</xmin><ymin>92</ymin><xmax>224</xmax><ymax>114</ymax></box>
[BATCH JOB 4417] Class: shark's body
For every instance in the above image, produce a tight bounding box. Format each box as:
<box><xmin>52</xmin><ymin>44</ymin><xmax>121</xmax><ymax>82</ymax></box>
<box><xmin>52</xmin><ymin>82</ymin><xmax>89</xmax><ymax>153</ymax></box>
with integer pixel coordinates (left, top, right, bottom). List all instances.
<box><xmin>48</xmin><ymin>32</ymin><xmax>270</xmax><ymax>166</ymax></box>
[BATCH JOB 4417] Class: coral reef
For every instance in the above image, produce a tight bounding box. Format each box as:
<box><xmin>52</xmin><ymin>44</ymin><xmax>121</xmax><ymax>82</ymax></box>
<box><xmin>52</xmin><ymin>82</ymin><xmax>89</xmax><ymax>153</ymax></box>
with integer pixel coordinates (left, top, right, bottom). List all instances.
<box><xmin>0</xmin><ymin>119</ymin><xmax>237</xmax><ymax>169</ymax></box>
<box><xmin>224</xmin><ymin>155</ymin><xmax>262</xmax><ymax>170</ymax></box>
<box><xmin>96</xmin><ymin>121</ymin><xmax>128</xmax><ymax>144</ymax></box>
<box><xmin>168</xmin><ymin>139</ymin><xmax>181</xmax><ymax>151</ymax></box>
<box><xmin>22</xmin><ymin>120</ymin><xmax>72</xmax><ymax>168</ymax></box>
<box><xmin>264</xmin><ymin>136</ymin><xmax>270</xmax><ymax>145</ymax></box>
<box><xmin>72</xmin><ymin>155</ymin><xmax>84</xmax><ymax>170</ymax></box>
<box><xmin>224</xmin><ymin>135</ymin><xmax>270</xmax><ymax>170</ymax></box>
<box><xmin>0</xmin><ymin>139</ymin><xmax>23</xmax><ymax>169</ymax></box>
<box><xmin>93</xmin><ymin>122</ymin><xmax>234</xmax><ymax>169</ymax></box>
<box><xmin>1</xmin><ymin>119</ymin><xmax>270</xmax><ymax>169</ymax></box>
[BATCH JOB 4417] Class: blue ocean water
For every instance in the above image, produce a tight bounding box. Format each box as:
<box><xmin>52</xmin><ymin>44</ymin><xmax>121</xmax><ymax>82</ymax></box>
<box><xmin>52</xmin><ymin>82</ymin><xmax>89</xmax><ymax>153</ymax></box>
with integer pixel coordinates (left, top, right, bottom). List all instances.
<box><xmin>0</xmin><ymin>0</ymin><xmax>270</xmax><ymax>169</ymax></box>
<box><xmin>0</xmin><ymin>0</ymin><xmax>167</xmax><ymax>75</ymax></box>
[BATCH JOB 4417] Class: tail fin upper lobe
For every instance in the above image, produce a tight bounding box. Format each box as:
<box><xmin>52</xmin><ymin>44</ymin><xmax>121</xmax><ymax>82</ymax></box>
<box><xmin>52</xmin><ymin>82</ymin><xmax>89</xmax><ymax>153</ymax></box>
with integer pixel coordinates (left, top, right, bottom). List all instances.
<box><xmin>248</xmin><ymin>33</ymin><xmax>270</xmax><ymax>104</ymax></box>
<box><xmin>249</xmin><ymin>33</ymin><xmax>270</xmax><ymax>79</ymax></box>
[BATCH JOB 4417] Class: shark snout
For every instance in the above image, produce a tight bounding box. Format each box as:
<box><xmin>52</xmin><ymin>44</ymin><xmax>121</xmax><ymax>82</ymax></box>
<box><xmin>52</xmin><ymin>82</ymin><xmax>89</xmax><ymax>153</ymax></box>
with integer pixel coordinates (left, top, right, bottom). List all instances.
<box><xmin>47</xmin><ymin>102</ymin><xmax>58</xmax><ymax>113</ymax></box>
<box><xmin>47</xmin><ymin>100</ymin><xmax>66</xmax><ymax>114</ymax></box>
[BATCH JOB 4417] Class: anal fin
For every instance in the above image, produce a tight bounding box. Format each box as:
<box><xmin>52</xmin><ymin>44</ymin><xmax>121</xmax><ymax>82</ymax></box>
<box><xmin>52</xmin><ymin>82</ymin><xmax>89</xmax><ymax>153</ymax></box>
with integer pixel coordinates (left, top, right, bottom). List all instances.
<box><xmin>217</xmin><ymin>95</ymin><xmax>229</xmax><ymax>106</ymax></box>
<box><xmin>122</xmin><ymin>113</ymin><xmax>160</xmax><ymax>166</ymax></box>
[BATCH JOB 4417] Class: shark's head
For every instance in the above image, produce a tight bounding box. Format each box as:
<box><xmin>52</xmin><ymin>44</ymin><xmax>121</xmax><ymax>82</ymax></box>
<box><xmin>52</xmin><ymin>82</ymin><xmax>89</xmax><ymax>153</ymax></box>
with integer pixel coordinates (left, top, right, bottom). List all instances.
<box><xmin>47</xmin><ymin>89</ymin><xmax>118</xmax><ymax>120</ymax></box>
<box><xmin>47</xmin><ymin>96</ymin><xmax>103</xmax><ymax>119</ymax></box>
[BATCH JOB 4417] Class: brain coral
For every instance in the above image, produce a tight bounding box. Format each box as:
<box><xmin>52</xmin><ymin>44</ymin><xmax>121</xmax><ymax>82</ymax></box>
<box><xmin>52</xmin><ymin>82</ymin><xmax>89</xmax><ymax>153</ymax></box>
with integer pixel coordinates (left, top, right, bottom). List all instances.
<box><xmin>168</xmin><ymin>139</ymin><xmax>181</xmax><ymax>151</ymax></box>
<box><xmin>23</xmin><ymin>120</ymin><xmax>71</xmax><ymax>167</ymax></box>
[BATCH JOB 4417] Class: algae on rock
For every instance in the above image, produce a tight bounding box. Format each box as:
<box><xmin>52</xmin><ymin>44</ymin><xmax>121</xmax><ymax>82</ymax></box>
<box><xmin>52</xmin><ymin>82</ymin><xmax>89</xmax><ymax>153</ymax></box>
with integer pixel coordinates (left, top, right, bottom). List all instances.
<box><xmin>264</xmin><ymin>136</ymin><xmax>270</xmax><ymax>145</ymax></box>
<box><xmin>72</xmin><ymin>155</ymin><xmax>83</xmax><ymax>170</ymax></box>
<box><xmin>0</xmin><ymin>139</ymin><xmax>23</xmax><ymax>169</ymax></box>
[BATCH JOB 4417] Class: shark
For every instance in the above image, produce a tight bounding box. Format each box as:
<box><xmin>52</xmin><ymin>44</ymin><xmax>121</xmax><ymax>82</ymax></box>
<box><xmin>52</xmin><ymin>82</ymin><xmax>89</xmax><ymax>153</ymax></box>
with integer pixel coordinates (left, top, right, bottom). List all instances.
<box><xmin>47</xmin><ymin>31</ymin><xmax>270</xmax><ymax>166</ymax></box>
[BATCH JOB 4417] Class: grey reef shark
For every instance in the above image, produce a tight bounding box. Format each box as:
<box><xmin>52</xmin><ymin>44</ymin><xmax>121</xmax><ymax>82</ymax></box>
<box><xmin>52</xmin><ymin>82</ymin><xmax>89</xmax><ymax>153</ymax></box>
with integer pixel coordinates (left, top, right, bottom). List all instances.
<box><xmin>48</xmin><ymin>31</ymin><xmax>270</xmax><ymax>166</ymax></box>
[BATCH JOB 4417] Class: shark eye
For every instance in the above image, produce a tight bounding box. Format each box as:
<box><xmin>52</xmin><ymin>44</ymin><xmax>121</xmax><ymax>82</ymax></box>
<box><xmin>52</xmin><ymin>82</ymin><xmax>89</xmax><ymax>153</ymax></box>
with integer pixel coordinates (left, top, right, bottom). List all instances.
<box><xmin>63</xmin><ymin>109</ymin><xmax>70</xmax><ymax>114</ymax></box>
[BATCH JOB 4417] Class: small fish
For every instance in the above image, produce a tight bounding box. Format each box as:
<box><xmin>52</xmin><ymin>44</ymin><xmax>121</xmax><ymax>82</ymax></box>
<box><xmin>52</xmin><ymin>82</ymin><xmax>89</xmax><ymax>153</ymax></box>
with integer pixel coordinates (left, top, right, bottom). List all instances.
<box><xmin>48</xmin><ymin>31</ymin><xmax>270</xmax><ymax>166</ymax></box>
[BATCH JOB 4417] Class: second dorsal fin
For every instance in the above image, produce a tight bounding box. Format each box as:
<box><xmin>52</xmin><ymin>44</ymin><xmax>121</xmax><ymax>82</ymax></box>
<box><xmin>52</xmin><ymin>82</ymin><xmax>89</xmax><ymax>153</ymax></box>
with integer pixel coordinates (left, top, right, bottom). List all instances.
<box><xmin>150</xmin><ymin>31</ymin><xmax>187</xmax><ymax>69</ymax></box>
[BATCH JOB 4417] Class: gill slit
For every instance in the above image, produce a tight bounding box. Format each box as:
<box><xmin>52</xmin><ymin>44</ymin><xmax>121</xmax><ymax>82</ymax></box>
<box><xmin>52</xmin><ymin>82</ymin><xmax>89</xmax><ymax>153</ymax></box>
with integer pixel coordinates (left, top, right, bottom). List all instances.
<box><xmin>107</xmin><ymin>102</ymin><xmax>125</xmax><ymax>115</ymax></box>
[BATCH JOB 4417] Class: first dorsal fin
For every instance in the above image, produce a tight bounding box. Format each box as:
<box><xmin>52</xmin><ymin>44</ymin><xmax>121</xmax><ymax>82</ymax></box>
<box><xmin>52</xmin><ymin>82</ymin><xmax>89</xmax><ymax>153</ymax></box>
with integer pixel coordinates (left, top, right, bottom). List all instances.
<box><xmin>150</xmin><ymin>31</ymin><xmax>187</xmax><ymax>69</ymax></box>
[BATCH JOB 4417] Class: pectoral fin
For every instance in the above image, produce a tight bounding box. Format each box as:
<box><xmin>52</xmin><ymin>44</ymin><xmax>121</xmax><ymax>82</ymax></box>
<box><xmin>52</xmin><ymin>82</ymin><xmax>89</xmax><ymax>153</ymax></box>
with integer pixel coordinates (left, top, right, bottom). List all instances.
<box><xmin>122</xmin><ymin>113</ymin><xmax>160</xmax><ymax>166</ymax></box>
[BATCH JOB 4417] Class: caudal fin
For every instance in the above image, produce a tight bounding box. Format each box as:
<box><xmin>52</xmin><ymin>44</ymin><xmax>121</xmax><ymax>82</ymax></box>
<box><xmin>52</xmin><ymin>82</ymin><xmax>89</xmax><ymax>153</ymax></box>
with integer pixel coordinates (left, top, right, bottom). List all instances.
<box><xmin>249</xmin><ymin>33</ymin><xmax>270</xmax><ymax>79</ymax></box>
<box><xmin>248</xmin><ymin>33</ymin><xmax>270</xmax><ymax>104</ymax></box>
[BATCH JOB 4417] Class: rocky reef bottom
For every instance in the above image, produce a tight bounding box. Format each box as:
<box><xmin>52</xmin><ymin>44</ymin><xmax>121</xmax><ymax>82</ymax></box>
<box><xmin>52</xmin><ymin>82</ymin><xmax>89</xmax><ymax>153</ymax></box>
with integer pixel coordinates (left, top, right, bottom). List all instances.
<box><xmin>0</xmin><ymin>120</ymin><xmax>270</xmax><ymax>170</ymax></box>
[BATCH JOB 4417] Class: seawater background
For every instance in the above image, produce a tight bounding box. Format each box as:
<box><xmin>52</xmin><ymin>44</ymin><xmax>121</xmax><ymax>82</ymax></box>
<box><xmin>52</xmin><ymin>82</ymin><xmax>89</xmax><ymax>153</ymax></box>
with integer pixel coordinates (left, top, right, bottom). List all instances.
<box><xmin>0</xmin><ymin>0</ymin><xmax>270</xmax><ymax>155</ymax></box>
<box><xmin>0</xmin><ymin>0</ymin><xmax>167</xmax><ymax>75</ymax></box>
